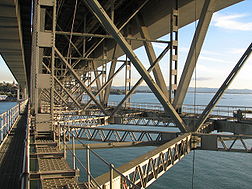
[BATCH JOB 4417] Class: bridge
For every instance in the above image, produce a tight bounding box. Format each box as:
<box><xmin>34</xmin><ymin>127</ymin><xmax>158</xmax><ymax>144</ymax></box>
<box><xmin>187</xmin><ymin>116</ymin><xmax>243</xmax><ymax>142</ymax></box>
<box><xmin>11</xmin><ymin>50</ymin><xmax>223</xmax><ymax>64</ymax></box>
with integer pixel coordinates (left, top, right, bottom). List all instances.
<box><xmin>0</xmin><ymin>0</ymin><xmax>252</xmax><ymax>188</ymax></box>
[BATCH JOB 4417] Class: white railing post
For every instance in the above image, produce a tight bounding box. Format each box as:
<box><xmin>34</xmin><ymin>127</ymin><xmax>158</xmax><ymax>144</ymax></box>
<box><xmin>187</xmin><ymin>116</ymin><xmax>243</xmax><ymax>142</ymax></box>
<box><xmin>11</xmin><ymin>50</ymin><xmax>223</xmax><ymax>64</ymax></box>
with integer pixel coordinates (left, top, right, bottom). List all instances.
<box><xmin>110</xmin><ymin>164</ymin><xmax>114</xmax><ymax>189</ymax></box>
<box><xmin>7</xmin><ymin>110</ymin><xmax>10</xmax><ymax>133</ymax></box>
<box><xmin>86</xmin><ymin>145</ymin><xmax>91</xmax><ymax>188</ymax></box>
<box><xmin>0</xmin><ymin>115</ymin><xmax>3</xmax><ymax>143</ymax></box>
<box><xmin>63</xmin><ymin>128</ymin><xmax>66</xmax><ymax>159</ymax></box>
<box><xmin>72</xmin><ymin>136</ymin><xmax>76</xmax><ymax>169</ymax></box>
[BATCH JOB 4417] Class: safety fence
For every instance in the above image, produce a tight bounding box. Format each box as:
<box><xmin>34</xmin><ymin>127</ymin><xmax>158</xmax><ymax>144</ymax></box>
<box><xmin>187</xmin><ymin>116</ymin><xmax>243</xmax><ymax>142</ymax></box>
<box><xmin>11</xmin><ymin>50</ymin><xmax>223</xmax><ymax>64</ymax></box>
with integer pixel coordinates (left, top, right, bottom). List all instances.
<box><xmin>0</xmin><ymin>100</ymin><xmax>28</xmax><ymax>144</ymax></box>
<box><xmin>107</xmin><ymin>101</ymin><xmax>252</xmax><ymax>118</ymax></box>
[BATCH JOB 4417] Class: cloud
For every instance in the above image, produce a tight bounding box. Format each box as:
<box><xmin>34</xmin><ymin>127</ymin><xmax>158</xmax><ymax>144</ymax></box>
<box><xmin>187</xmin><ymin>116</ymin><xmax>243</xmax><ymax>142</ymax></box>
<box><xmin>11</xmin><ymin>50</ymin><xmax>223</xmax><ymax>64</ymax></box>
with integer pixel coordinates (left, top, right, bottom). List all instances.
<box><xmin>212</xmin><ymin>13</ymin><xmax>252</xmax><ymax>31</ymax></box>
<box><xmin>152</xmin><ymin>43</ymin><xmax>166</xmax><ymax>50</ymax></box>
<box><xmin>179</xmin><ymin>46</ymin><xmax>223</xmax><ymax>56</ymax></box>
<box><xmin>229</xmin><ymin>48</ymin><xmax>247</xmax><ymax>54</ymax></box>
<box><xmin>199</xmin><ymin>55</ymin><xmax>228</xmax><ymax>64</ymax></box>
<box><xmin>192</xmin><ymin>77</ymin><xmax>212</xmax><ymax>81</ymax></box>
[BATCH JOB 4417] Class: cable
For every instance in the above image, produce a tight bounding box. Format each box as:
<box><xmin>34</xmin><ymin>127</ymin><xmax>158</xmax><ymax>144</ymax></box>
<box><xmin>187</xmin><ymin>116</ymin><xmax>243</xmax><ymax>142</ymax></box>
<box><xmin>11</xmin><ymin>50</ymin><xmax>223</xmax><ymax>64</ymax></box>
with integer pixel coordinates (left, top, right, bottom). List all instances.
<box><xmin>191</xmin><ymin>0</ymin><xmax>197</xmax><ymax>188</ymax></box>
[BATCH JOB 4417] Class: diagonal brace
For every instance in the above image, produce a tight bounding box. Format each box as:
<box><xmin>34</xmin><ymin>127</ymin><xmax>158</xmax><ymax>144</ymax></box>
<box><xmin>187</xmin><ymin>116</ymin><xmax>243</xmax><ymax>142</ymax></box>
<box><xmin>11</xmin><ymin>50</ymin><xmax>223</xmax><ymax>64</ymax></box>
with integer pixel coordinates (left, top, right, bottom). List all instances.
<box><xmin>111</xmin><ymin>45</ymin><xmax>170</xmax><ymax>117</ymax></box>
<box><xmin>136</xmin><ymin>14</ymin><xmax>169</xmax><ymax>98</ymax></box>
<box><xmin>84</xmin><ymin>0</ymin><xmax>190</xmax><ymax>132</ymax></box>
<box><xmin>83</xmin><ymin>62</ymin><xmax>125</xmax><ymax>110</ymax></box>
<box><xmin>173</xmin><ymin>0</ymin><xmax>217</xmax><ymax>110</ymax></box>
<box><xmin>42</xmin><ymin>62</ymin><xmax>82</xmax><ymax>108</ymax></box>
<box><xmin>196</xmin><ymin>43</ymin><xmax>252</xmax><ymax>132</ymax></box>
<box><xmin>55</xmin><ymin>47</ymin><xmax>108</xmax><ymax>115</ymax></box>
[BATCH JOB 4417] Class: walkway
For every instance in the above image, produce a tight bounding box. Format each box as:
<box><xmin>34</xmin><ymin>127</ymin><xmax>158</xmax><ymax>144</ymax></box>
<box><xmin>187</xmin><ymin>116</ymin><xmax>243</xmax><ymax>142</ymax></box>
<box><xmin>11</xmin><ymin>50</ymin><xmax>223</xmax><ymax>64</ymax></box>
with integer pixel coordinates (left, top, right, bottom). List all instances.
<box><xmin>0</xmin><ymin>110</ymin><xmax>27</xmax><ymax>188</ymax></box>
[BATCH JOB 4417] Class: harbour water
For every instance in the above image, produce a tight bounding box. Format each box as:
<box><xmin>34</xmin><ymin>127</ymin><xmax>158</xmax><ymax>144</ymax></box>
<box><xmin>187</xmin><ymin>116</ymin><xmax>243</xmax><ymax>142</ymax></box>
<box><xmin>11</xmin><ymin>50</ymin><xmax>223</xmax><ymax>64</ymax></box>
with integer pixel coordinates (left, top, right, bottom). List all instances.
<box><xmin>0</xmin><ymin>101</ymin><xmax>17</xmax><ymax>114</ymax></box>
<box><xmin>87</xmin><ymin>92</ymin><xmax>252</xmax><ymax>189</ymax></box>
<box><xmin>1</xmin><ymin>93</ymin><xmax>252</xmax><ymax>188</ymax></box>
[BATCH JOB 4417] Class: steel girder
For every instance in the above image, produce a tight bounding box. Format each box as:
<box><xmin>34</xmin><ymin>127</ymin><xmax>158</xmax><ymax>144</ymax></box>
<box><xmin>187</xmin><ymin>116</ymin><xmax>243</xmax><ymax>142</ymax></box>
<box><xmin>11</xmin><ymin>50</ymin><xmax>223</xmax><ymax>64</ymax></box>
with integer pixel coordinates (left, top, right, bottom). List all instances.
<box><xmin>111</xmin><ymin>45</ymin><xmax>170</xmax><ymax>116</ymax></box>
<box><xmin>93</xmin><ymin>133</ymin><xmax>192</xmax><ymax>188</ymax></box>
<box><xmin>83</xmin><ymin>62</ymin><xmax>125</xmax><ymax>110</ymax></box>
<box><xmin>173</xmin><ymin>0</ymin><xmax>217</xmax><ymax>110</ymax></box>
<box><xmin>84</xmin><ymin>0</ymin><xmax>190</xmax><ymax>133</ymax></box>
<box><xmin>196</xmin><ymin>43</ymin><xmax>252</xmax><ymax>131</ymax></box>
<box><xmin>136</xmin><ymin>14</ymin><xmax>169</xmax><ymax>98</ymax></box>
<box><xmin>55</xmin><ymin>47</ymin><xmax>108</xmax><ymax>115</ymax></box>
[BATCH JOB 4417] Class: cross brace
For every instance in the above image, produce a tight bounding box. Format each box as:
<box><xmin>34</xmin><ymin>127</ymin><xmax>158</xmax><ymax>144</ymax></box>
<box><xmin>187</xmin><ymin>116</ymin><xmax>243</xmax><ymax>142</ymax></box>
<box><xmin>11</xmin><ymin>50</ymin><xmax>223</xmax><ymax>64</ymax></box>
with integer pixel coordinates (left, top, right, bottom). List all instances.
<box><xmin>84</xmin><ymin>0</ymin><xmax>190</xmax><ymax>132</ymax></box>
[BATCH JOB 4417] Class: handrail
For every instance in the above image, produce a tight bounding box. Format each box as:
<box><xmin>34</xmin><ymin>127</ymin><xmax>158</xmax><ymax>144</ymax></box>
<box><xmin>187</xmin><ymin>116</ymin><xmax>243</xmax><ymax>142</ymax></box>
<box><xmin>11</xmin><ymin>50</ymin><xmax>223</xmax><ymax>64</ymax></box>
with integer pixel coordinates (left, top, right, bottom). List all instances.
<box><xmin>21</xmin><ymin>100</ymin><xmax>30</xmax><ymax>189</ymax></box>
<box><xmin>60</xmin><ymin>126</ymin><xmax>139</xmax><ymax>188</ymax></box>
<box><xmin>0</xmin><ymin>99</ymin><xmax>28</xmax><ymax>188</ymax></box>
<box><xmin>105</xmin><ymin>101</ymin><xmax>252</xmax><ymax>117</ymax></box>
<box><xmin>62</xmin><ymin>136</ymin><xmax>102</xmax><ymax>189</ymax></box>
<box><xmin>88</xmin><ymin>147</ymin><xmax>140</xmax><ymax>188</ymax></box>
<box><xmin>0</xmin><ymin>99</ymin><xmax>27</xmax><ymax>146</ymax></box>
<box><xmin>65</xmin><ymin>144</ymin><xmax>102</xmax><ymax>189</ymax></box>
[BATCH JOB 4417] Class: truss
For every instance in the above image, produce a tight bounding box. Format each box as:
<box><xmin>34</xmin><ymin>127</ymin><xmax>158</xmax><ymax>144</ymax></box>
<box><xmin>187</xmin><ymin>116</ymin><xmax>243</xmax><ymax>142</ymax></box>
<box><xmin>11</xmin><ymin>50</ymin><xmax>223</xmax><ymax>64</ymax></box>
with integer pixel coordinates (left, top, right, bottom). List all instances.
<box><xmin>28</xmin><ymin>0</ymin><xmax>251</xmax><ymax>188</ymax></box>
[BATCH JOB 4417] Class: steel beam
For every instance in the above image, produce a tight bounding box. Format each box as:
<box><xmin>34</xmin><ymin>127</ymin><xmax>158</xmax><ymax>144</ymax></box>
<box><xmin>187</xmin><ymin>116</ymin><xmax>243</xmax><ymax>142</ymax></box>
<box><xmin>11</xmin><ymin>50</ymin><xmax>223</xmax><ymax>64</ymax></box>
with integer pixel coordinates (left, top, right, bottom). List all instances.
<box><xmin>85</xmin><ymin>0</ymin><xmax>190</xmax><ymax>132</ymax></box>
<box><xmin>54</xmin><ymin>31</ymin><xmax>169</xmax><ymax>44</ymax></box>
<box><xmin>173</xmin><ymin>0</ymin><xmax>217</xmax><ymax>110</ymax></box>
<box><xmin>83</xmin><ymin>63</ymin><xmax>125</xmax><ymax>110</ymax></box>
<box><xmin>103</xmin><ymin>42</ymin><xmax>118</xmax><ymax>107</ymax></box>
<box><xmin>137</xmin><ymin>15</ymin><xmax>169</xmax><ymax>98</ymax></box>
<box><xmin>92</xmin><ymin>62</ymin><xmax>104</xmax><ymax>103</ymax></box>
<box><xmin>104</xmin><ymin>60</ymin><xmax>117</xmax><ymax>105</ymax></box>
<box><xmin>64</xmin><ymin>125</ymin><xmax>179</xmax><ymax>142</ymax></box>
<box><xmin>42</xmin><ymin>62</ymin><xmax>82</xmax><ymax>108</ymax></box>
<box><xmin>196</xmin><ymin>43</ymin><xmax>252</xmax><ymax>131</ymax></box>
<box><xmin>55</xmin><ymin>47</ymin><xmax>108</xmax><ymax>115</ymax></box>
<box><xmin>66</xmin><ymin>141</ymin><xmax>162</xmax><ymax>150</ymax></box>
<box><xmin>54</xmin><ymin>89</ymin><xmax>68</xmax><ymax>106</ymax></box>
<box><xmin>111</xmin><ymin>45</ymin><xmax>170</xmax><ymax>116</ymax></box>
<box><xmin>75</xmin><ymin>0</ymin><xmax>150</xmax><ymax>67</ymax></box>
<box><xmin>41</xmin><ymin>88</ymin><xmax>63</xmax><ymax>105</ymax></box>
<box><xmin>94</xmin><ymin>133</ymin><xmax>191</xmax><ymax>188</ymax></box>
<box><xmin>169</xmin><ymin>0</ymin><xmax>179</xmax><ymax>101</ymax></box>
<box><xmin>194</xmin><ymin>133</ymin><xmax>252</xmax><ymax>153</ymax></box>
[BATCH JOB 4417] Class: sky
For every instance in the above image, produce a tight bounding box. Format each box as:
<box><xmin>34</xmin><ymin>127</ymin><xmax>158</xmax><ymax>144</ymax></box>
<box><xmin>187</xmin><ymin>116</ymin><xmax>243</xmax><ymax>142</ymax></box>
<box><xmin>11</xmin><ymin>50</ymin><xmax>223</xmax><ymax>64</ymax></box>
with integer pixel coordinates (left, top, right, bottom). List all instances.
<box><xmin>0</xmin><ymin>0</ymin><xmax>252</xmax><ymax>89</ymax></box>
<box><xmin>113</xmin><ymin>0</ymin><xmax>252</xmax><ymax>89</ymax></box>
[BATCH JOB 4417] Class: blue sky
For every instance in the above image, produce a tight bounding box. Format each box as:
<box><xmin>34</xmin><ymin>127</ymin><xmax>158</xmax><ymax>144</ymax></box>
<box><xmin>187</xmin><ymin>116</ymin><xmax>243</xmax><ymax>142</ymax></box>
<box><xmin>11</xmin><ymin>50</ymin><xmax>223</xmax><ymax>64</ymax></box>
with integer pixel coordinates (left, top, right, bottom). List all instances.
<box><xmin>0</xmin><ymin>0</ymin><xmax>252</xmax><ymax>89</ymax></box>
<box><xmin>113</xmin><ymin>0</ymin><xmax>252</xmax><ymax>89</ymax></box>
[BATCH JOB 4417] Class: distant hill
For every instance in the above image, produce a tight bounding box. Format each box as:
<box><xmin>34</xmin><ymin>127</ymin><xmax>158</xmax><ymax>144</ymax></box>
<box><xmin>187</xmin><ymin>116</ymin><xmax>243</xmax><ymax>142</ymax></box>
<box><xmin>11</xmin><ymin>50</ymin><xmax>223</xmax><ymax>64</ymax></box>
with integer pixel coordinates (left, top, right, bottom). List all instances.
<box><xmin>111</xmin><ymin>86</ymin><xmax>252</xmax><ymax>94</ymax></box>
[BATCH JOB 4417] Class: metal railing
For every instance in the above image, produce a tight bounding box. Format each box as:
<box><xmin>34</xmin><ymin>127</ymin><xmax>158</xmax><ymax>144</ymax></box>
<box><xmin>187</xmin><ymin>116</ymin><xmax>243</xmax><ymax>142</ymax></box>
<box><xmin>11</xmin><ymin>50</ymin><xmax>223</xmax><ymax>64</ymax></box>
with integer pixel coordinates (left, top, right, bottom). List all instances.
<box><xmin>0</xmin><ymin>100</ymin><xmax>27</xmax><ymax>145</ymax></box>
<box><xmin>21</xmin><ymin>100</ymin><xmax>30</xmax><ymax>189</ymax></box>
<box><xmin>59</xmin><ymin>126</ymin><xmax>138</xmax><ymax>189</ymax></box>
<box><xmin>107</xmin><ymin>101</ymin><xmax>252</xmax><ymax>118</ymax></box>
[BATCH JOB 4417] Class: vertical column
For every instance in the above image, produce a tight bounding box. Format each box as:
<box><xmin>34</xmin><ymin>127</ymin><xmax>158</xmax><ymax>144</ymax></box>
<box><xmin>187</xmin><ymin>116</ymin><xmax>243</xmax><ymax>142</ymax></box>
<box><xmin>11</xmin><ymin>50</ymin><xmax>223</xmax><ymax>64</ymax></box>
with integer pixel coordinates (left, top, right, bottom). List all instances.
<box><xmin>101</xmin><ymin>63</ymin><xmax>106</xmax><ymax>103</ymax></box>
<box><xmin>31</xmin><ymin>0</ymin><xmax>40</xmax><ymax>114</ymax></box>
<box><xmin>31</xmin><ymin>0</ymin><xmax>57</xmax><ymax>132</ymax></box>
<box><xmin>173</xmin><ymin>0</ymin><xmax>217</xmax><ymax>110</ymax></box>
<box><xmin>86</xmin><ymin>146</ymin><xmax>91</xmax><ymax>188</ymax></box>
<box><xmin>124</xmin><ymin>32</ymin><xmax>132</xmax><ymax>107</ymax></box>
<box><xmin>51</xmin><ymin>0</ymin><xmax>57</xmax><ymax>124</ymax></box>
<box><xmin>124</xmin><ymin>58</ymin><xmax>131</xmax><ymax>107</ymax></box>
<box><xmin>0</xmin><ymin>115</ymin><xmax>3</xmax><ymax>142</ymax></box>
<box><xmin>17</xmin><ymin>85</ymin><xmax>20</xmax><ymax>101</ymax></box>
<box><xmin>102</xmin><ymin>44</ymin><xmax>107</xmax><ymax>88</ymax></box>
<box><xmin>169</xmin><ymin>0</ymin><xmax>179</xmax><ymax>102</ymax></box>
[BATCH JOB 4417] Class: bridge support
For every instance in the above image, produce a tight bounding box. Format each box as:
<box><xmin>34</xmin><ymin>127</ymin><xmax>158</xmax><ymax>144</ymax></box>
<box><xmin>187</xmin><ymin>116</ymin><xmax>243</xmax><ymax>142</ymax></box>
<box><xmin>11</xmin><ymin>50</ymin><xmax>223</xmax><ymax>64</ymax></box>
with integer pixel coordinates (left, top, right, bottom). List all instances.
<box><xmin>196</xmin><ymin>43</ymin><xmax>252</xmax><ymax>131</ymax></box>
<box><xmin>85</xmin><ymin>0</ymin><xmax>190</xmax><ymax>132</ymax></box>
<box><xmin>137</xmin><ymin>14</ymin><xmax>169</xmax><ymax>99</ymax></box>
<box><xmin>173</xmin><ymin>0</ymin><xmax>217</xmax><ymax>110</ymax></box>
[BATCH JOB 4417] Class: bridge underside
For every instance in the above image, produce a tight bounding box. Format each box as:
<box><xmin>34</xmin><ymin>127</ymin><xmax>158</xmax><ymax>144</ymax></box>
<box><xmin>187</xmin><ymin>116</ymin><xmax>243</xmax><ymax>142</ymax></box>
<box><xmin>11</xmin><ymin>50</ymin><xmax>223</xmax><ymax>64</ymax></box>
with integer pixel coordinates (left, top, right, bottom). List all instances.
<box><xmin>0</xmin><ymin>0</ymin><xmax>31</xmax><ymax>90</ymax></box>
<box><xmin>2</xmin><ymin>0</ymin><xmax>252</xmax><ymax>188</ymax></box>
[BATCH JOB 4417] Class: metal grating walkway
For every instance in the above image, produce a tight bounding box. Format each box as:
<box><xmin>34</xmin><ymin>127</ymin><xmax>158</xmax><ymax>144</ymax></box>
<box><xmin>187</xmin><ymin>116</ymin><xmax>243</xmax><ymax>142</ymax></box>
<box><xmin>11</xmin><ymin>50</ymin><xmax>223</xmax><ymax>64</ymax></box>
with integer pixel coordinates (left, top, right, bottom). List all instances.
<box><xmin>0</xmin><ymin>110</ymin><xmax>27</xmax><ymax>188</ymax></box>
<box><xmin>31</xmin><ymin>130</ymin><xmax>81</xmax><ymax>188</ymax></box>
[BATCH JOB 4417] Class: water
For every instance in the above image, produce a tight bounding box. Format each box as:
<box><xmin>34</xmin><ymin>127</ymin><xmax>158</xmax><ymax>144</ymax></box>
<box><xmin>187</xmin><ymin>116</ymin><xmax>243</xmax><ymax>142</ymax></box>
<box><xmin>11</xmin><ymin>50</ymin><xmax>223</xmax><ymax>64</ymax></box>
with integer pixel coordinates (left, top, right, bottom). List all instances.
<box><xmin>69</xmin><ymin>92</ymin><xmax>252</xmax><ymax>188</ymax></box>
<box><xmin>109</xmin><ymin>92</ymin><xmax>252</xmax><ymax>107</ymax></box>
<box><xmin>0</xmin><ymin>101</ymin><xmax>17</xmax><ymax>114</ymax></box>
<box><xmin>2</xmin><ymin>95</ymin><xmax>251</xmax><ymax>188</ymax></box>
